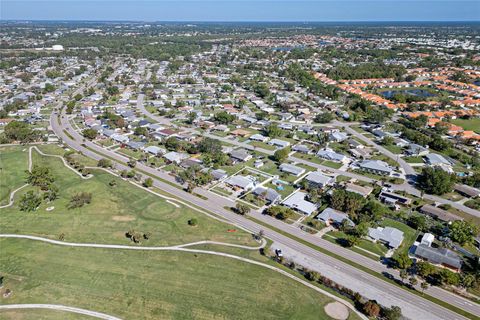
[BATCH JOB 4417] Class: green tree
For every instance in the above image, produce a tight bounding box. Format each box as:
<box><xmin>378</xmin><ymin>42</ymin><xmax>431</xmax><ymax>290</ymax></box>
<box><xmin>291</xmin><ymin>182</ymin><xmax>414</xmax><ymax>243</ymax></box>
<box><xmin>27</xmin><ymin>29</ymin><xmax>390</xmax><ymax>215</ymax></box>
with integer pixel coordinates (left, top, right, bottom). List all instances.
<box><xmin>449</xmin><ymin>220</ymin><xmax>478</xmax><ymax>245</ymax></box>
<box><xmin>253</xmin><ymin>83</ymin><xmax>270</xmax><ymax>98</ymax></box>
<box><xmin>418</xmin><ymin>167</ymin><xmax>456</xmax><ymax>195</ymax></box>
<box><xmin>265</xmin><ymin>123</ymin><xmax>282</xmax><ymax>138</ymax></box>
<box><xmin>97</xmin><ymin>158</ymin><xmax>112</xmax><ymax>168</ymax></box>
<box><xmin>134</xmin><ymin>126</ymin><xmax>149</xmax><ymax>137</ymax></box>
<box><xmin>421</xmin><ymin>281</ymin><xmax>429</xmax><ymax>293</ymax></box>
<box><xmin>314</xmin><ymin>112</ymin><xmax>333</xmax><ymax>124</ymax></box>
<box><xmin>409</xmin><ymin>276</ymin><xmax>418</xmax><ymax>287</ymax></box>
<box><xmin>4</xmin><ymin>121</ymin><xmax>38</xmax><ymax>143</ymax></box>
<box><xmin>416</xmin><ymin>261</ymin><xmax>436</xmax><ymax>278</ymax></box>
<box><xmin>273</xmin><ymin>147</ymin><xmax>290</xmax><ymax>163</ymax></box>
<box><xmin>26</xmin><ymin>165</ymin><xmax>55</xmax><ymax>190</ymax></box>
<box><xmin>235</xmin><ymin>203</ymin><xmax>251</xmax><ymax>215</ymax></box>
<box><xmin>383</xmin><ymin>306</ymin><xmax>402</xmax><ymax>320</ymax></box>
<box><xmin>438</xmin><ymin>269</ymin><xmax>460</xmax><ymax>286</ymax></box>
<box><xmin>127</xmin><ymin>158</ymin><xmax>137</xmax><ymax>168</ymax></box>
<box><xmin>393</xmin><ymin>252</ymin><xmax>413</xmax><ymax>270</ymax></box>
<box><xmin>43</xmin><ymin>184</ymin><xmax>59</xmax><ymax>202</ymax></box>
<box><xmin>19</xmin><ymin>191</ymin><xmax>42</xmax><ymax>212</ymax></box>
<box><xmin>68</xmin><ymin>192</ymin><xmax>92</xmax><ymax>209</ymax></box>
<box><xmin>143</xmin><ymin>177</ymin><xmax>153</xmax><ymax>188</ymax></box>
<box><xmin>214</xmin><ymin>111</ymin><xmax>235</xmax><ymax>124</ymax></box>
<box><xmin>82</xmin><ymin>128</ymin><xmax>98</xmax><ymax>140</ymax></box>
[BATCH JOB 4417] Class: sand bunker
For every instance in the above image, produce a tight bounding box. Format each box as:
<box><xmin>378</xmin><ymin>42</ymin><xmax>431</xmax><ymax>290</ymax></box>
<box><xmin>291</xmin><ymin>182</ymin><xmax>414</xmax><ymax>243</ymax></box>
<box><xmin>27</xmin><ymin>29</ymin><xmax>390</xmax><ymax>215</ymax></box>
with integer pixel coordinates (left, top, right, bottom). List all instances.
<box><xmin>324</xmin><ymin>302</ymin><xmax>349</xmax><ymax>320</ymax></box>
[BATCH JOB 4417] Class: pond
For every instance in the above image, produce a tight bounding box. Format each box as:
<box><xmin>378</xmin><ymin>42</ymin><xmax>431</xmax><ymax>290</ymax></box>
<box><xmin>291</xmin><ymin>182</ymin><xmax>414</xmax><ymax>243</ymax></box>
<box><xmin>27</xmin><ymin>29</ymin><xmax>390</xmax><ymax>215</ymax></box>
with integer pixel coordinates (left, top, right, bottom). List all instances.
<box><xmin>380</xmin><ymin>89</ymin><xmax>436</xmax><ymax>99</ymax></box>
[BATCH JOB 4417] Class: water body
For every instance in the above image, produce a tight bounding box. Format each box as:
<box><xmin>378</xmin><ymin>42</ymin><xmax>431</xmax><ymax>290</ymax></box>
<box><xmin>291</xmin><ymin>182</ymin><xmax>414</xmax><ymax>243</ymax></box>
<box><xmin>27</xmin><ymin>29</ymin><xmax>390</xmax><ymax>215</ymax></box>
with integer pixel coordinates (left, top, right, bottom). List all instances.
<box><xmin>380</xmin><ymin>89</ymin><xmax>436</xmax><ymax>99</ymax></box>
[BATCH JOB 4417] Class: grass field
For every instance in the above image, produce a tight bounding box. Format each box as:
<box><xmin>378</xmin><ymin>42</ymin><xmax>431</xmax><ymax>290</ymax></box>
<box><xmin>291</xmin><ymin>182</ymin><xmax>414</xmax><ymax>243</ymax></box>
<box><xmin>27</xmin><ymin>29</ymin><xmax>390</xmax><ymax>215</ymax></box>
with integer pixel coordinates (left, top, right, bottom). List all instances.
<box><xmin>0</xmin><ymin>309</ymin><xmax>88</xmax><ymax>320</ymax></box>
<box><xmin>0</xmin><ymin>146</ymin><xmax>29</xmax><ymax>205</ymax></box>
<box><xmin>451</xmin><ymin>118</ymin><xmax>480</xmax><ymax>133</ymax></box>
<box><xmin>0</xmin><ymin>238</ymin><xmax>341</xmax><ymax>320</ymax></box>
<box><xmin>0</xmin><ymin>146</ymin><xmax>255</xmax><ymax>247</ymax></box>
<box><xmin>0</xmin><ymin>145</ymin><xmax>358</xmax><ymax>319</ymax></box>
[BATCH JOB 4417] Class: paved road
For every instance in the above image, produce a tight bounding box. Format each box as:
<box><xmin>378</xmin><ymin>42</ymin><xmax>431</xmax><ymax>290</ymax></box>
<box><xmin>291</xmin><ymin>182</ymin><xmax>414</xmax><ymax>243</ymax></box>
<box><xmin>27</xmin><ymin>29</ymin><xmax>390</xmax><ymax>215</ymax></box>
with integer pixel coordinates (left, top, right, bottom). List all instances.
<box><xmin>0</xmin><ymin>304</ymin><xmax>122</xmax><ymax>320</ymax></box>
<box><xmin>48</xmin><ymin>94</ymin><xmax>480</xmax><ymax>320</ymax></box>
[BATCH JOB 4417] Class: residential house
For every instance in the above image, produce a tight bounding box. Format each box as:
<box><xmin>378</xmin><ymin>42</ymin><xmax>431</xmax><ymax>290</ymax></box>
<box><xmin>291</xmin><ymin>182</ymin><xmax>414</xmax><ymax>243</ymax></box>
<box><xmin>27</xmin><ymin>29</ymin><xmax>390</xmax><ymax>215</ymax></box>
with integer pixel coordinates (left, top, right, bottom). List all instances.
<box><xmin>368</xmin><ymin>227</ymin><xmax>404</xmax><ymax>249</ymax></box>
<box><xmin>249</xmin><ymin>134</ymin><xmax>269</xmax><ymax>142</ymax></box>
<box><xmin>358</xmin><ymin>160</ymin><xmax>394</xmax><ymax>176</ymax></box>
<box><xmin>413</xmin><ymin>244</ymin><xmax>462</xmax><ymax>272</ymax></box>
<box><xmin>282</xmin><ymin>191</ymin><xmax>317</xmax><ymax>215</ymax></box>
<box><xmin>292</xmin><ymin>144</ymin><xmax>311</xmax><ymax>154</ymax></box>
<box><xmin>425</xmin><ymin>153</ymin><xmax>451</xmax><ymax>166</ymax></box>
<box><xmin>144</xmin><ymin>145</ymin><xmax>165</xmax><ymax>156</ymax></box>
<box><xmin>317</xmin><ymin>207</ymin><xmax>354</xmax><ymax>227</ymax></box>
<box><xmin>406</xmin><ymin>144</ymin><xmax>429</xmax><ymax>157</ymax></box>
<box><xmin>316</xmin><ymin>148</ymin><xmax>349</xmax><ymax>163</ymax></box>
<box><xmin>279</xmin><ymin>163</ymin><xmax>305</xmax><ymax>177</ymax></box>
<box><xmin>225</xmin><ymin>175</ymin><xmax>255</xmax><ymax>191</ymax></box>
<box><xmin>268</xmin><ymin>139</ymin><xmax>291</xmax><ymax>149</ymax></box>
<box><xmin>419</xmin><ymin>205</ymin><xmax>462</xmax><ymax>223</ymax></box>
<box><xmin>379</xmin><ymin>191</ymin><xmax>412</xmax><ymax>206</ymax></box>
<box><xmin>345</xmin><ymin>183</ymin><xmax>373</xmax><ymax>198</ymax></box>
<box><xmin>330</xmin><ymin>131</ymin><xmax>348</xmax><ymax>142</ymax></box>
<box><xmin>305</xmin><ymin>171</ymin><xmax>334</xmax><ymax>188</ymax></box>
<box><xmin>211</xmin><ymin>169</ymin><xmax>228</xmax><ymax>180</ymax></box>
<box><xmin>454</xmin><ymin>184</ymin><xmax>480</xmax><ymax>198</ymax></box>
<box><xmin>230</xmin><ymin>149</ymin><xmax>252</xmax><ymax>162</ymax></box>
<box><xmin>252</xmin><ymin>186</ymin><xmax>282</xmax><ymax>204</ymax></box>
<box><xmin>163</xmin><ymin>151</ymin><xmax>189</xmax><ymax>164</ymax></box>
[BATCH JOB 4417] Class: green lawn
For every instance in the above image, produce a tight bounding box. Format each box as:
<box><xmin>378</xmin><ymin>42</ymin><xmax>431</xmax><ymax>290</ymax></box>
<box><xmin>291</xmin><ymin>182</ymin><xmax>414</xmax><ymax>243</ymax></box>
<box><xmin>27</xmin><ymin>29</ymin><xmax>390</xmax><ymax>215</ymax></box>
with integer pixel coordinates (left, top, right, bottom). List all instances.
<box><xmin>451</xmin><ymin>118</ymin><xmax>480</xmax><ymax>133</ymax></box>
<box><xmin>404</xmin><ymin>156</ymin><xmax>424</xmax><ymax>164</ymax></box>
<box><xmin>325</xmin><ymin>231</ymin><xmax>387</xmax><ymax>257</ymax></box>
<box><xmin>249</xmin><ymin>141</ymin><xmax>276</xmax><ymax>151</ymax></box>
<box><xmin>0</xmin><ymin>146</ymin><xmax>29</xmax><ymax>205</ymax></box>
<box><xmin>0</xmin><ymin>148</ymin><xmax>254</xmax><ymax>247</ymax></box>
<box><xmin>0</xmin><ymin>238</ymin><xmax>341</xmax><ymax>320</ymax></box>
<box><xmin>0</xmin><ymin>309</ymin><xmax>87</xmax><ymax>320</ymax></box>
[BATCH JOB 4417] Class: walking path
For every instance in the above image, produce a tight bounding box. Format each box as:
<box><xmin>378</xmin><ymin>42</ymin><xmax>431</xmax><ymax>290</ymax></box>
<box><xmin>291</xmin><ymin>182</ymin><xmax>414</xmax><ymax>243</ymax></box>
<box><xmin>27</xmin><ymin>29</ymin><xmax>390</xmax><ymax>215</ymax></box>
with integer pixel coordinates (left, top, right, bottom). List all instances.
<box><xmin>0</xmin><ymin>234</ymin><xmax>366</xmax><ymax>320</ymax></box>
<box><xmin>0</xmin><ymin>304</ymin><xmax>122</xmax><ymax>320</ymax></box>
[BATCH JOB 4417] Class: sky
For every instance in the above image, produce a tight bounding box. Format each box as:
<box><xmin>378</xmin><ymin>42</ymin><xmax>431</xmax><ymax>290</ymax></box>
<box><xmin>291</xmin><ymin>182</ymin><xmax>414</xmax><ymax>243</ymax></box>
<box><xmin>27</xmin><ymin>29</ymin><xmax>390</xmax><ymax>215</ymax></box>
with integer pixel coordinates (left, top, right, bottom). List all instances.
<box><xmin>1</xmin><ymin>0</ymin><xmax>479</xmax><ymax>22</ymax></box>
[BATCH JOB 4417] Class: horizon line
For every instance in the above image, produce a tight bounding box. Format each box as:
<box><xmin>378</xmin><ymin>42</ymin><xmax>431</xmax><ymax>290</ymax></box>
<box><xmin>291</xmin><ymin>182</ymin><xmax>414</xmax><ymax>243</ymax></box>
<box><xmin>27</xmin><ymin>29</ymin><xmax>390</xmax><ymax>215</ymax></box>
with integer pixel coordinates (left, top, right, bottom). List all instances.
<box><xmin>2</xmin><ymin>19</ymin><xmax>480</xmax><ymax>23</ymax></box>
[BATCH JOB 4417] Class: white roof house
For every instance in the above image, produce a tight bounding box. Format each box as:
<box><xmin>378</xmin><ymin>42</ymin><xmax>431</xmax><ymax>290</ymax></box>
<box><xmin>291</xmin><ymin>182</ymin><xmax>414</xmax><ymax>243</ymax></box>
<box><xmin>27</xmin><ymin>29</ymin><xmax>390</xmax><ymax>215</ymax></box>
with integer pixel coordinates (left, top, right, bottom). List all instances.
<box><xmin>268</xmin><ymin>139</ymin><xmax>291</xmax><ymax>149</ymax></box>
<box><xmin>282</xmin><ymin>191</ymin><xmax>317</xmax><ymax>215</ymax></box>
<box><xmin>279</xmin><ymin>163</ymin><xmax>305</xmax><ymax>177</ymax></box>
<box><xmin>358</xmin><ymin>160</ymin><xmax>394</xmax><ymax>176</ymax></box>
<box><xmin>317</xmin><ymin>207</ymin><xmax>354</xmax><ymax>226</ymax></box>
<box><xmin>316</xmin><ymin>148</ymin><xmax>349</xmax><ymax>163</ymax></box>
<box><xmin>163</xmin><ymin>151</ymin><xmax>189</xmax><ymax>164</ymax></box>
<box><xmin>368</xmin><ymin>227</ymin><xmax>404</xmax><ymax>249</ymax></box>
<box><xmin>249</xmin><ymin>134</ymin><xmax>269</xmax><ymax>142</ymax></box>
<box><xmin>305</xmin><ymin>172</ymin><xmax>334</xmax><ymax>188</ymax></box>
<box><xmin>225</xmin><ymin>175</ymin><xmax>255</xmax><ymax>190</ymax></box>
<box><xmin>144</xmin><ymin>145</ymin><xmax>166</xmax><ymax>156</ymax></box>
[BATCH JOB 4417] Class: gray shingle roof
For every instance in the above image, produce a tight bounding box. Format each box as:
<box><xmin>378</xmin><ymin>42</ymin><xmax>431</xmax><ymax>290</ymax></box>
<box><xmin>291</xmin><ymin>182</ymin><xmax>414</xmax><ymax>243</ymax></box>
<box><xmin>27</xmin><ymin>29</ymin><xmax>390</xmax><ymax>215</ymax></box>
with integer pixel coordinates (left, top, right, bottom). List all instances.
<box><xmin>413</xmin><ymin>244</ymin><xmax>462</xmax><ymax>270</ymax></box>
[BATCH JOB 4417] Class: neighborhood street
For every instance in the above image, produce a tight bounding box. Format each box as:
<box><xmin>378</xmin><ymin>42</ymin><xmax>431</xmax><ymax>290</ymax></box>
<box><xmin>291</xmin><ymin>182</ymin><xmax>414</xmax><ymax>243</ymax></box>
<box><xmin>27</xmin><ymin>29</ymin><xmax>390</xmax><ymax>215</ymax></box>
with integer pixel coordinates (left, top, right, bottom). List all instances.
<box><xmin>48</xmin><ymin>87</ymin><xmax>480</xmax><ymax>320</ymax></box>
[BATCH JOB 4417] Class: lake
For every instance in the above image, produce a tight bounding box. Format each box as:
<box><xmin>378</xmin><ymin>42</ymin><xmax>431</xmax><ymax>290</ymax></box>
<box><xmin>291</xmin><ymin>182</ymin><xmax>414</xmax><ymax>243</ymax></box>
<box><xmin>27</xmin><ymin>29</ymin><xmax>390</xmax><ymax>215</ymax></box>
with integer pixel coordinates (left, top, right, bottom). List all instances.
<box><xmin>380</xmin><ymin>89</ymin><xmax>436</xmax><ymax>99</ymax></box>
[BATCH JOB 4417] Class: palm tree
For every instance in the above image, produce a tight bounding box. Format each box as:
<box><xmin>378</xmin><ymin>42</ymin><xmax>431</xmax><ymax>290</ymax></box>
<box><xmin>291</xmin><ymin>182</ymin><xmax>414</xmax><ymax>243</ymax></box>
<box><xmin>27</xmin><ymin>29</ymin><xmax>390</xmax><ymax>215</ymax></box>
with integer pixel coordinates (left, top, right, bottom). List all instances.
<box><xmin>421</xmin><ymin>281</ymin><xmax>429</xmax><ymax>294</ymax></box>
<box><xmin>399</xmin><ymin>270</ymin><xmax>408</xmax><ymax>284</ymax></box>
<box><xmin>409</xmin><ymin>276</ymin><xmax>418</xmax><ymax>288</ymax></box>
